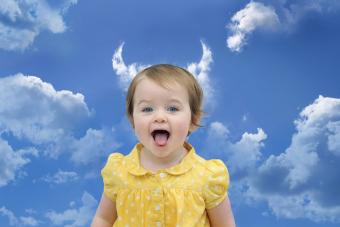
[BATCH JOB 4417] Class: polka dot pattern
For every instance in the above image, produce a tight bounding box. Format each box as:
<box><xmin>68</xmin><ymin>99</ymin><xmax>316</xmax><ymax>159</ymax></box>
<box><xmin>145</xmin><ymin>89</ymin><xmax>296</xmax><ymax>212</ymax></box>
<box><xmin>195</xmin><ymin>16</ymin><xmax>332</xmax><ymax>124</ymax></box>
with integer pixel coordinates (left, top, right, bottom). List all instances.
<box><xmin>101</xmin><ymin>142</ymin><xmax>229</xmax><ymax>226</ymax></box>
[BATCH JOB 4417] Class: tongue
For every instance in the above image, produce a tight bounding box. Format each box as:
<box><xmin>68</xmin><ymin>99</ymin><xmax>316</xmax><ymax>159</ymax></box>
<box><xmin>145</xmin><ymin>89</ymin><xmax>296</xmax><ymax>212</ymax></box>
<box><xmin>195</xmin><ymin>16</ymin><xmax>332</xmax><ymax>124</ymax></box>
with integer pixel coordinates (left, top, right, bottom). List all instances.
<box><xmin>154</xmin><ymin>133</ymin><xmax>168</xmax><ymax>146</ymax></box>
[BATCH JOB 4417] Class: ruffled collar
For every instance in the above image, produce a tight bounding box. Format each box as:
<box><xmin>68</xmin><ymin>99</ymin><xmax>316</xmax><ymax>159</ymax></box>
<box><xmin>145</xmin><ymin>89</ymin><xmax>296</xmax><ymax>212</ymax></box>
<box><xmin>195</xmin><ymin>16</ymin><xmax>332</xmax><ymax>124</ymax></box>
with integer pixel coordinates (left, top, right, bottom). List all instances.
<box><xmin>125</xmin><ymin>142</ymin><xmax>196</xmax><ymax>176</ymax></box>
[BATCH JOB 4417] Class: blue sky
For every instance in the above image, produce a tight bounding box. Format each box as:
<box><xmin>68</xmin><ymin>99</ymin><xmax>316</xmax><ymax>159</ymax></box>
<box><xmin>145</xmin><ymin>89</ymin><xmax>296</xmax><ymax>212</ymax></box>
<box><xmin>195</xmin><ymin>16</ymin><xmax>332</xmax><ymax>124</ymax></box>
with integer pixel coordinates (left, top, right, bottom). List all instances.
<box><xmin>1</xmin><ymin>0</ymin><xmax>340</xmax><ymax>226</ymax></box>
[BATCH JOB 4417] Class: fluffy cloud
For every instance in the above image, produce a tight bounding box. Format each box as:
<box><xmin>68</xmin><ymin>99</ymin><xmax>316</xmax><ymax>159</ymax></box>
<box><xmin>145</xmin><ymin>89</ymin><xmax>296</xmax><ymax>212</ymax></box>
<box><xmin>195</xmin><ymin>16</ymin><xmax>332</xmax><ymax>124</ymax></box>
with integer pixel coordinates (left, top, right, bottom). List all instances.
<box><xmin>0</xmin><ymin>73</ymin><xmax>121</xmax><ymax>186</ymax></box>
<box><xmin>45</xmin><ymin>191</ymin><xmax>97</xmax><ymax>227</ymax></box>
<box><xmin>112</xmin><ymin>41</ymin><xmax>215</xmax><ymax>107</ymax></box>
<box><xmin>206</xmin><ymin>96</ymin><xmax>340</xmax><ymax>222</ymax></box>
<box><xmin>205</xmin><ymin>121</ymin><xmax>267</xmax><ymax>177</ymax></box>
<box><xmin>0</xmin><ymin>0</ymin><xmax>77</xmax><ymax>51</ymax></box>
<box><xmin>227</xmin><ymin>1</ymin><xmax>280</xmax><ymax>52</ymax></box>
<box><xmin>0</xmin><ymin>74</ymin><xmax>91</xmax><ymax>146</ymax></box>
<box><xmin>222</xmin><ymin>96</ymin><xmax>340</xmax><ymax>222</ymax></box>
<box><xmin>0</xmin><ymin>206</ymin><xmax>40</xmax><ymax>226</ymax></box>
<box><xmin>226</xmin><ymin>0</ymin><xmax>340</xmax><ymax>52</ymax></box>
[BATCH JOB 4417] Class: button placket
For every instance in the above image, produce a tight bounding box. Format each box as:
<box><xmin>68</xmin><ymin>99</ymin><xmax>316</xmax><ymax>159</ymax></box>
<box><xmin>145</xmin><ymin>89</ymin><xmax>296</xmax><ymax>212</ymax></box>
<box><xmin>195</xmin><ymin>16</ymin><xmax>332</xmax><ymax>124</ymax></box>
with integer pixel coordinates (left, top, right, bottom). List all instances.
<box><xmin>150</xmin><ymin>185</ymin><xmax>164</xmax><ymax>226</ymax></box>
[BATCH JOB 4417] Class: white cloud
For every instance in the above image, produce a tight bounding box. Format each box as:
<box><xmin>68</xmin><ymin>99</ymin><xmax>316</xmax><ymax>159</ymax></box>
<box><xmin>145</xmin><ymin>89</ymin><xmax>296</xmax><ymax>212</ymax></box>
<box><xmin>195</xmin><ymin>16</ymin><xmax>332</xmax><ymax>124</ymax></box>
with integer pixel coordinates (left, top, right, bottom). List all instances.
<box><xmin>209</xmin><ymin>97</ymin><xmax>340</xmax><ymax>222</ymax></box>
<box><xmin>208</xmin><ymin>121</ymin><xmax>229</xmax><ymax>139</ymax></box>
<box><xmin>227</xmin><ymin>1</ymin><xmax>280</xmax><ymax>52</ymax></box>
<box><xmin>226</xmin><ymin>0</ymin><xmax>340</xmax><ymax>52</ymax></box>
<box><xmin>112</xmin><ymin>41</ymin><xmax>215</xmax><ymax>107</ymax></box>
<box><xmin>112</xmin><ymin>42</ymin><xmax>149</xmax><ymax>91</ymax></box>
<box><xmin>186</xmin><ymin>41</ymin><xmax>214</xmax><ymax>107</ymax></box>
<box><xmin>70</xmin><ymin>127</ymin><xmax>122</xmax><ymax>165</ymax></box>
<box><xmin>0</xmin><ymin>206</ymin><xmax>40</xmax><ymax>226</ymax></box>
<box><xmin>45</xmin><ymin>191</ymin><xmax>97</xmax><ymax>227</ymax></box>
<box><xmin>236</xmin><ymin>96</ymin><xmax>340</xmax><ymax>222</ymax></box>
<box><xmin>0</xmin><ymin>0</ymin><xmax>77</xmax><ymax>51</ymax></box>
<box><xmin>0</xmin><ymin>74</ymin><xmax>91</xmax><ymax>147</ymax></box>
<box><xmin>0</xmin><ymin>73</ymin><xmax>121</xmax><ymax>185</ymax></box>
<box><xmin>205</xmin><ymin>122</ymin><xmax>267</xmax><ymax>176</ymax></box>
<box><xmin>41</xmin><ymin>170</ymin><xmax>79</xmax><ymax>184</ymax></box>
<box><xmin>0</xmin><ymin>137</ymin><xmax>34</xmax><ymax>187</ymax></box>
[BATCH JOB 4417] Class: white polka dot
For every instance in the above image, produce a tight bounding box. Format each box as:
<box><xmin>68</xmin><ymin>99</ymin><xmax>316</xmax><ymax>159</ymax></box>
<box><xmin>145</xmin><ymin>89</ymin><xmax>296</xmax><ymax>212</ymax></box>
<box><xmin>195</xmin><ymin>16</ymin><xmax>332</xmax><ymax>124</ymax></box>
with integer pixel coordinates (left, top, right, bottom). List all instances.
<box><xmin>159</xmin><ymin>172</ymin><xmax>167</xmax><ymax>178</ymax></box>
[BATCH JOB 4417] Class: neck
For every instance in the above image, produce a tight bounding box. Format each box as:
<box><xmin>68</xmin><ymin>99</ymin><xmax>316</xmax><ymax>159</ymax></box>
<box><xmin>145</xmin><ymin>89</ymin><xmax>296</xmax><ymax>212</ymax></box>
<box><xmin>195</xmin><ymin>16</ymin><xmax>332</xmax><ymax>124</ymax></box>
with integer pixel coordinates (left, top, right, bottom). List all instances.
<box><xmin>140</xmin><ymin>146</ymin><xmax>187</xmax><ymax>172</ymax></box>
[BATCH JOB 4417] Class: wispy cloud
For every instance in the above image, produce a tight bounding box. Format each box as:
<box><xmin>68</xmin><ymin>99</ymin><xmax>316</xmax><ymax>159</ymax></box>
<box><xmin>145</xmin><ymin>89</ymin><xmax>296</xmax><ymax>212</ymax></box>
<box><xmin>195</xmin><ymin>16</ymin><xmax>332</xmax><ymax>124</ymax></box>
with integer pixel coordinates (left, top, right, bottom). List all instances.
<box><xmin>112</xmin><ymin>42</ymin><xmax>149</xmax><ymax>91</ymax></box>
<box><xmin>0</xmin><ymin>206</ymin><xmax>40</xmax><ymax>226</ymax></box>
<box><xmin>0</xmin><ymin>137</ymin><xmax>37</xmax><ymax>187</ymax></box>
<box><xmin>186</xmin><ymin>40</ymin><xmax>214</xmax><ymax>107</ymax></box>
<box><xmin>112</xmin><ymin>41</ymin><xmax>215</xmax><ymax>106</ymax></box>
<box><xmin>210</xmin><ymin>96</ymin><xmax>340</xmax><ymax>222</ymax></box>
<box><xmin>0</xmin><ymin>0</ymin><xmax>77</xmax><ymax>51</ymax></box>
<box><xmin>45</xmin><ymin>191</ymin><xmax>97</xmax><ymax>227</ymax></box>
<box><xmin>226</xmin><ymin>1</ymin><xmax>280</xmax><ymax>52</ymax></box>
<box><xmin>41</xmin><ymin>170</ymin><xmax>79</xmax><ymax>185</ymax></box>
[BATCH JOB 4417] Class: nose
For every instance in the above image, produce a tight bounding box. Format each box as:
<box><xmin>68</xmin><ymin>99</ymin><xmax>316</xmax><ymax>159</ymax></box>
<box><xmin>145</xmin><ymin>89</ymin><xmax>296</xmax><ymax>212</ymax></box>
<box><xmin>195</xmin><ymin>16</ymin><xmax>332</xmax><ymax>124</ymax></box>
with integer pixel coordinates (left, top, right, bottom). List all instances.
<box><xmin>153</xmin><ymin>110</ymin><xmax>167</xmax><ymax>123</ymax></box>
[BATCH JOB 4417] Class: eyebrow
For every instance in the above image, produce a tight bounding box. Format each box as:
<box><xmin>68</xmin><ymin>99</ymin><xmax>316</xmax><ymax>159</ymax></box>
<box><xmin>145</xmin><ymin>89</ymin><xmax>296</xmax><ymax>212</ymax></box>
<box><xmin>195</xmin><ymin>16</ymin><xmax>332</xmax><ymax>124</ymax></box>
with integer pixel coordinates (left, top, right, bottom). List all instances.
<box><xmin>136</xmin><ymin>98</ymin><xmax>183</xmax><ymax>106</ymax></box>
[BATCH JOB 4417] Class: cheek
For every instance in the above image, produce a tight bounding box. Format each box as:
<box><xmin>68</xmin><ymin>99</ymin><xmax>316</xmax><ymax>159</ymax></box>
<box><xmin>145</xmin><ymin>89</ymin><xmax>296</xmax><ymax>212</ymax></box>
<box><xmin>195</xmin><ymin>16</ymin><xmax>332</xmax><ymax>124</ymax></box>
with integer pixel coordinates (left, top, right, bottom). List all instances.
<box><xmin>133</xmin><ymin>116</ymin><xmax>147</xmax><ymax>136</ymax></box>
<box><xmin>175</xmin><ymin>115</ymin><xmax>192</xmax><ymax>135</ymax></box>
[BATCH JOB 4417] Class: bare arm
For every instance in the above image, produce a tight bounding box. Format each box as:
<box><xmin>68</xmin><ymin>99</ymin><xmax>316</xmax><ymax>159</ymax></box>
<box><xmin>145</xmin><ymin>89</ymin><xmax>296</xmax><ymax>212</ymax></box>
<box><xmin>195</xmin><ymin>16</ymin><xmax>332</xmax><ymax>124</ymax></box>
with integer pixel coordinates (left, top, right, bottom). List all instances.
<box><xmin>91</xmin><ymin>193</ymin><xmax>117</xmax><ymax>227</ymax></box>
<box><xmin>207</xmin><ymin>195</ymin><xmax>236</xmax><ymax>227</ymax></box>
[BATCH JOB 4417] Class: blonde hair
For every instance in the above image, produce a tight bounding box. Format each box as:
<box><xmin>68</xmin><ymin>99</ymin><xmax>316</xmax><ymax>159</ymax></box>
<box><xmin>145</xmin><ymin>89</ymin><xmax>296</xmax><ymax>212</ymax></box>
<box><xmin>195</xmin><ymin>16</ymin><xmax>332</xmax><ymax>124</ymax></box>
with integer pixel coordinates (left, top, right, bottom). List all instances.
<box><xmin>126</xmin><ymin>64</ymin><xmax>203</xmax><ymax>131</ymax></box>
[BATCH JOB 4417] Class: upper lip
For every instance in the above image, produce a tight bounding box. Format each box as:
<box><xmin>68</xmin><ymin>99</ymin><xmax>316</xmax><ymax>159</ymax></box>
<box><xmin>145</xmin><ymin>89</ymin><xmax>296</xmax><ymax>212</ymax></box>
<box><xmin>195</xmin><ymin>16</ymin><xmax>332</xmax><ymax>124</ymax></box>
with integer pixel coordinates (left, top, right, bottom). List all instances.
<box><xmin>151</xmin><ymin>128</ymin><xmax>170</xmax><ymax>138</ymax></box>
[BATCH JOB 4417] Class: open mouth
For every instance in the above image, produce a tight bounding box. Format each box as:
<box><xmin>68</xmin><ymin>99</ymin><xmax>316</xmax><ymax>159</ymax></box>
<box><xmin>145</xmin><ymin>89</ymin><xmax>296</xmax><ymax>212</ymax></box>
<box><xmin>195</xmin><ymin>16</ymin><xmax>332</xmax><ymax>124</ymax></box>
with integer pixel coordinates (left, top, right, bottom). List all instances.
<box><xmin>151</xmin><ymin>130</ymin><xmax>170</xmax><ymax>146</ymax></box>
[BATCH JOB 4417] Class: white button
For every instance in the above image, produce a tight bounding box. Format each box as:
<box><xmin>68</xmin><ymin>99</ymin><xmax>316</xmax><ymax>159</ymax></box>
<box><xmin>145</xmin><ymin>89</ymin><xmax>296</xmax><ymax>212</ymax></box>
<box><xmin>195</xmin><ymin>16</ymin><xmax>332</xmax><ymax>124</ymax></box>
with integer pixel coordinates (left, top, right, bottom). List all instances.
<box><xmin>156</xmin><ymin>222</ymin><xmax>162</xmax><ymax>227</ymax></box>
<box><xmin>159</xmin><ymin>172</ymin><xmax>167</xmax><ymax>178</ymax></box>
<box><xmin>155</xmin><ymin>204</ymin><xmax>160</xmax><ymax>210</ymax></box>
<box><xmin>154</xmin><ymin>188</ymin><xmax>161</xmax><ymax>194</ymax></box>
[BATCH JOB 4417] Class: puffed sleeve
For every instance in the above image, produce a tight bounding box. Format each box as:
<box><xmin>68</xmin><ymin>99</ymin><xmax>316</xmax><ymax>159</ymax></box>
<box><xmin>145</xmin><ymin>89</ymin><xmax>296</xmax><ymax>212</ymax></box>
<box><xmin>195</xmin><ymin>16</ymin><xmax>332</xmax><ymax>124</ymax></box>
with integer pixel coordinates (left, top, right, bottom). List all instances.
<box><xmin>203</xmin><ymin>159</ymin><xmax>230</xmax><ymax>209</ymax></box>
<box><xmin>101</xmin><ymin>153</ymin><xmax>124</xmax><ymax>202</ymax></box>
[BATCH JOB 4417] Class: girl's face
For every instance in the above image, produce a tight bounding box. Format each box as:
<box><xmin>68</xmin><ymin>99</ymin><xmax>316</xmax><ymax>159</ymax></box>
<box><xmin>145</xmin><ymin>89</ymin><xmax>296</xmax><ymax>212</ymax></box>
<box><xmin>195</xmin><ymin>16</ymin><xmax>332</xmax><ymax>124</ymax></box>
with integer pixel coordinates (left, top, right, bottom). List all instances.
<box><xmin>132</xmin><ymin>78</ymin><xmax>194</xmax><ymax>161</ymax></box>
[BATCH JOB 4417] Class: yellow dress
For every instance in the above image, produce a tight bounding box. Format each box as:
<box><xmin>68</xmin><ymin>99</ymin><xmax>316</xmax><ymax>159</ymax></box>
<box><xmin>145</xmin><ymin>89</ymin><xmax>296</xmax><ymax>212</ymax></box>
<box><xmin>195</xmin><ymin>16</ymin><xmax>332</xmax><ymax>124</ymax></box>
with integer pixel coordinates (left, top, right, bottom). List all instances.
<box><xmin>101</xmin><ymin>142</ymin><xmax>230</xmax><ymax>227</ymax></box>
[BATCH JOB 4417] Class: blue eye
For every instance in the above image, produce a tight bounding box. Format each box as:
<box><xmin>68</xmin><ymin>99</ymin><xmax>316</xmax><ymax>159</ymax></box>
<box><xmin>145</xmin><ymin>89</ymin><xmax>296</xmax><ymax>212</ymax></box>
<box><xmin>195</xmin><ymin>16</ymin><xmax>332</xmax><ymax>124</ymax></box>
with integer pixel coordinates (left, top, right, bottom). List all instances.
<box><xmin>167</xmin><ymin>106</ymin><xmax>179</xmax><ymax>112</ymax></box>
<box><xmin>142</xmin><ymin>107</ymin><xmax>153</xmax><ymax>112</ymax></box>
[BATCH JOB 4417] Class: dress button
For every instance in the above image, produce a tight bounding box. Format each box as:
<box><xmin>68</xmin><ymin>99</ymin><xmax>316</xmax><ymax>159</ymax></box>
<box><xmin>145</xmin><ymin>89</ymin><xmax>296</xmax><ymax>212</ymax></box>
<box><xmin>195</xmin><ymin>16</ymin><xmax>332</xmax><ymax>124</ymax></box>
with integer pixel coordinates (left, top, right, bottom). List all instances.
<box><xmin>155</xmin><ymin>204</ymin><xmax>160</xmax><ymax>211</ymax></box>
<box><xmin>159</xmin><ymin>172</ymin><xmax>167</xmax><ymax>178</ymax></box>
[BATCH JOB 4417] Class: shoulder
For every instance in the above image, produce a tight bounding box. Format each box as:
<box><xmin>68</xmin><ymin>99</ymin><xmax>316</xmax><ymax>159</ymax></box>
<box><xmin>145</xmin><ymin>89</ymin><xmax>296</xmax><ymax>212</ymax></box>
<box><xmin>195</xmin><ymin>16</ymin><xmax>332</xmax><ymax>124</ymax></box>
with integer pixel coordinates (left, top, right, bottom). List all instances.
<box><xmin>192</xmin><ymin>153</ymin><xmax>229</xmax><ymax>177</ymax></box>
<box><xmin>101</xmin><ymin>152</ymin><xmax>126</xmax><ymax>179</ymax></box>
